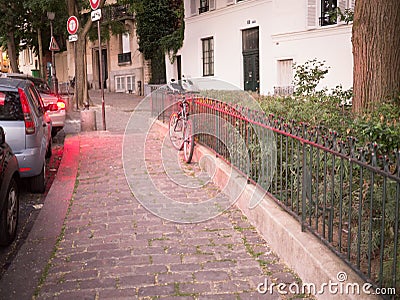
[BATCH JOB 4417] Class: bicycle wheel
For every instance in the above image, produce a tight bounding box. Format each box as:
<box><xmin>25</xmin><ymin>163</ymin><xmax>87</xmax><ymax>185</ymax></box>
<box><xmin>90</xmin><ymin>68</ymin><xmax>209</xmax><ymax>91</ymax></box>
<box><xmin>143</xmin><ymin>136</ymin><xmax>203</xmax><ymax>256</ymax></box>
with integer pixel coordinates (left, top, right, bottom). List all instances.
<box><xmin>183</xmin><ymin>119</ymin><xmax>195</xmax><ymax>163</ymax></box>
<box><xmin>169</xmin><ymin>112</ymin><xmax>184</xmax><ymax>150</ymax></box>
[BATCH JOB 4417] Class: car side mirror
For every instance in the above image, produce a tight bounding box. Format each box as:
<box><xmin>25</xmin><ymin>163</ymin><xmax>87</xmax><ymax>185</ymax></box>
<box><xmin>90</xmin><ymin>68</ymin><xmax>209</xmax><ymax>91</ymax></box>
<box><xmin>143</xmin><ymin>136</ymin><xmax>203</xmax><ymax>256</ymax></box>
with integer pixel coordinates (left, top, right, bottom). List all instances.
<box><xmin>0</xmin><ymin>126</ymin><xmax>5</xmax><ymax>144</ymax></box>
<box><xmin>46</xmin><ymin>103</ymin><xmax>58</xmax><ymax>112</ymax></box>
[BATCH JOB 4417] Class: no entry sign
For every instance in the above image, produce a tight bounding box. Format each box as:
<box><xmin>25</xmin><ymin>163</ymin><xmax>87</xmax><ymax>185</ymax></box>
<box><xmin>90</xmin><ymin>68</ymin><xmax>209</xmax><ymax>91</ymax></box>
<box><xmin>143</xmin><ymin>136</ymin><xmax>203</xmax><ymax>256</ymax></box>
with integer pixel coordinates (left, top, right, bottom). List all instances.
<box><xmin>89</xmin><ymin>0</ymin><xmax>100</xmax><ymax>10</ymax></box>
<box><xmin>67</xmin><ymin>16</ymin><xmax>79</xmax><ymax>35</ymax></box>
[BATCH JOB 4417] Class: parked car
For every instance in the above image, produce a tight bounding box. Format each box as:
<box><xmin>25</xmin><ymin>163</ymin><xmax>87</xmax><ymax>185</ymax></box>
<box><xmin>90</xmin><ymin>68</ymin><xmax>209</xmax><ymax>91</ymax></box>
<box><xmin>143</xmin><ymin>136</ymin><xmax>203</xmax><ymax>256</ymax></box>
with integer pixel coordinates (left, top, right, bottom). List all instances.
<box><xmin>3</xmin><ymin>74</ymin><xmax>66</xmax><ymax>136</ymax></box>
<box><xmin>0</xmin><ymin>126</ymin><xmax>19</xmax><ymax>246</ymax></box>
<box><xmin>0</xmin><ymin>78</ymin><xmax>54</xmax><ymax>193</ymax></box>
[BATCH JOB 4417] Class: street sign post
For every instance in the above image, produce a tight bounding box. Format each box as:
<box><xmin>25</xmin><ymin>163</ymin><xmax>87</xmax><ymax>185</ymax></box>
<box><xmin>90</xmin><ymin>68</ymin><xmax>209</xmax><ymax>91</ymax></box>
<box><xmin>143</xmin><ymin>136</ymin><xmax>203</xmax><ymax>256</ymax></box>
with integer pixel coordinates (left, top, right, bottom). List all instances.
<box><xmin>49</xmin><ymin>36</ymin><xmax>60</xmax><ymax>51</ymax></box>
<box><xmin>91</xmin><ymin>9</ymin><xmax>101</xmax><ymax>22</ymax></box>
<box><xmin>67</xmin><ymin>16</ymin><xmax>79</xmax><ymax>35</ymax></box>
<box><xmin>89</xmin><ymin>0</ymin><xmax>100</xmax><ymax>11</ymax></box>
<box><xmin>67</xmin><ymin>16</ymin><xmax>79</xmax><ymax>110</ymax></box>
<box><xmin>90</xmin><ymin>0</ymin><xmax>106</xmax><ymax>131</ymax></box>
<box><xmin>68</xmin><ymin>34</ymin><xmax>78</xmax><ymax>42</ymax></box>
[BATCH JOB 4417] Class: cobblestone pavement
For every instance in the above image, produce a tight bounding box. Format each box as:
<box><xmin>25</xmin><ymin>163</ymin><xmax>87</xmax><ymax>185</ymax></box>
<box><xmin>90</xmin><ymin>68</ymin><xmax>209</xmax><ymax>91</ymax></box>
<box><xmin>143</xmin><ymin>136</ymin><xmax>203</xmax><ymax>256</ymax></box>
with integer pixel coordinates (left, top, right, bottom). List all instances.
<box><xmin>34</xmin><ymin>91</ymin><xmax>310</xmax><ymax>299</ymax></box>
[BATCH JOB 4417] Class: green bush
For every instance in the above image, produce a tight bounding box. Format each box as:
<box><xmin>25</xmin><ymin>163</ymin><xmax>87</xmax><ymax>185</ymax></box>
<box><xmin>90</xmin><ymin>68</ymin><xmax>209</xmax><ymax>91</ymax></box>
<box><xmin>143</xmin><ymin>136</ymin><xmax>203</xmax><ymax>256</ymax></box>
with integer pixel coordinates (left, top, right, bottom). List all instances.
<box><xmin>256</xmin><ymin>59</ymin><xmax>400</xmax><ymax>154</ymax></box>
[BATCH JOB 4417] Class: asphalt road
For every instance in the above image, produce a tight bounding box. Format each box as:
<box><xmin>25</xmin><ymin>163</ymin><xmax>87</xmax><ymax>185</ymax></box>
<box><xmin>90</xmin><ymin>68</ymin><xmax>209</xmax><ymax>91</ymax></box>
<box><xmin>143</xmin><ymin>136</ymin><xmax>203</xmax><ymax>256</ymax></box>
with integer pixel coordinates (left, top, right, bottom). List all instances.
<box><xmin>0</xmin><ymin>130</ymin><xmax>65</xmax><ymax>280</ymax></box>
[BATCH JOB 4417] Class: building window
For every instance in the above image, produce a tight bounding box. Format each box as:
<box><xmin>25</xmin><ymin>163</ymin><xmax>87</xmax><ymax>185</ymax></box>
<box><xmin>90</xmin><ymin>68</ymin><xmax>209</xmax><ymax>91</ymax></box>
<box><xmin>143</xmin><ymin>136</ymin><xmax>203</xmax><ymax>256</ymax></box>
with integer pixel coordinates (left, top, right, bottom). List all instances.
<box><xmin>127</xmin><ymin>76</ymin><xmax>134</xmax><ymax>92</ymax></box>
<box><xmin>242</xmin><ymin>27</ymin><xmax>259</xmax><ymax>52</ymax></box>
<box><xmin>202</xmin><ymin>37</ymin><xmax>214</xmax><ymax>77</ymax></box>
<box><xmin>320</xmin><ymin>0</ymin><xmax>337</xmax><ymax>26</ymax></box>
<box><xmin>116</xmin><ymin>76</ymin><xmax>125</xmax><ymax>92</ymax></box>
<box><xmin>115</xmin><ymin>75</ymin><xmax>135</xmax><ymax>93</ymax></box>
<box><xmin>118</xmin><ymin>33</ymin><xmax>132</xmax><ymax>65</ymax></box>
<box><xmin>199</xmin><ymin>0</ymin><xmax>209</xmax><ymax>13</ymax></box>
<box><xmin>275</xmin><ymin>59</ymin><xmax>294</xmax><ymax>96</ymax></box>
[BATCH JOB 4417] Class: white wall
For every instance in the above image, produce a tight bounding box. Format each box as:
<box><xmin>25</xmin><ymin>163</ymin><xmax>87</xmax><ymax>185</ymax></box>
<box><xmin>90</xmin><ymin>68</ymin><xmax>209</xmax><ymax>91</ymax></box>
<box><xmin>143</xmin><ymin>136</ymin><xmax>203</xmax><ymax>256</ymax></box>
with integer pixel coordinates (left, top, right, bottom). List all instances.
<box><xmin>271</xmin><ymin>25</ymin><xmax>353</xmax><ymax>92</ymax></box>
<box><xmin>167</xmin><ymin>0</ymin><xmax>354</xmax><ymax>94</ymax></box>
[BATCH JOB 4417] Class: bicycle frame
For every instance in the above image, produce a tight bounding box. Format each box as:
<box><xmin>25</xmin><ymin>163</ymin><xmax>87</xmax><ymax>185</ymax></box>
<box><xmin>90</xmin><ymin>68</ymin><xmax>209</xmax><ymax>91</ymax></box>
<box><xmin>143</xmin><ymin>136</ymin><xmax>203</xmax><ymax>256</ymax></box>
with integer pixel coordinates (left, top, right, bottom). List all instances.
<box><xmin>168</xmin><ymin>92</ymin><xmax>195</xmax><ymax>163</ymax></box>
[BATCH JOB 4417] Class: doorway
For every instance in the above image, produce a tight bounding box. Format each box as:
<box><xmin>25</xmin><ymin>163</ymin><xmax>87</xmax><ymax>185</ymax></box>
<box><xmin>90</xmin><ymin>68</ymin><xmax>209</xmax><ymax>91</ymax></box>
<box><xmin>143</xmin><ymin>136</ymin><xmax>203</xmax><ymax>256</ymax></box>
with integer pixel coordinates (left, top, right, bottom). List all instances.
<box><xmin>176</xmin><ymin>55</ymin><xmax>182</xmax><ymax>81</ymax></box>
<box><xmin>96</xmin><ymin>48</ymin><xmax>108</xmax><ymax>89</ymax></box>
<box><xmin>242</xmin><ymin>27</ymin><xmax>259</xmax><ymax>92</ymax></box>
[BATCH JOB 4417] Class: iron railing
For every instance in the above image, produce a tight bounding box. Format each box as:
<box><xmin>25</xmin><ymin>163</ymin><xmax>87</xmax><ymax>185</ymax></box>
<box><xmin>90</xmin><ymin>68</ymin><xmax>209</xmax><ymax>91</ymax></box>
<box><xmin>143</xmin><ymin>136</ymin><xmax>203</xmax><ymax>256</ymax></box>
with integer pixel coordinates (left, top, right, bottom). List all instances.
<box><xmin>274</xmin><ymin>85</ymin><xmax>294</xmax><ymax>96</ymax></box>
<box><xmin>151</xmin><ymin>91</ymin><xmax>399</xmax><ymax>297</ymax></box>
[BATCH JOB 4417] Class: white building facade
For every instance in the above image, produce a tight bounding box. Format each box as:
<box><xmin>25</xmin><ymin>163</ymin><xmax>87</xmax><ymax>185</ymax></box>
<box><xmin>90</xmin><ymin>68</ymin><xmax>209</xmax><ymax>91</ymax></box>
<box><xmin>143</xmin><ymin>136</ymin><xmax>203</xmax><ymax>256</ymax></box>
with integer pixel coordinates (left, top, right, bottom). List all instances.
<box><xmin>165</xmin><ymin>0</ymin><xmax>355</xmax><ymax>95</ymax></box>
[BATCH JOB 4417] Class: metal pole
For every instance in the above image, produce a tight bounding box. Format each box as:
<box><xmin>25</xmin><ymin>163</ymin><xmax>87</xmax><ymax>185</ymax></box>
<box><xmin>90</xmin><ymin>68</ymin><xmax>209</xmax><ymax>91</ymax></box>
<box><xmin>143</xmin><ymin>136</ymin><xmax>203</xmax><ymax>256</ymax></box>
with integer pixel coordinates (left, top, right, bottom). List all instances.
<box><xmin>97</xmin><ymin>20</ymin><xmax>106</xmax><ymax>130</ymax></box>
<box><xmin>74</xmin><ymin>41</ymin><xmax>78</xmax><ymax>111</ymax></box>
<box><xmin>49</xmin><ymin>19</ymin><xmax>58</xmax><ymax>94</ymax></box>
<box><xmin>50</xmin><ymin>20</ymin><xmax>54</xmax><ymax>90</ymax></box>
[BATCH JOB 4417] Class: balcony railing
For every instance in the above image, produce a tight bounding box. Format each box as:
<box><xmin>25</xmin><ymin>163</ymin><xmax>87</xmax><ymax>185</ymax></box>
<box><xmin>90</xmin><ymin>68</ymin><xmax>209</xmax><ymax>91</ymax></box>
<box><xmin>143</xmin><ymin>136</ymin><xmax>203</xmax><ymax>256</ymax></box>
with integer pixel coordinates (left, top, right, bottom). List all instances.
<box><xmin>274</xmin><ymin>85</ymin><xmax>294</xmax><ymax>96</ymax></box>
<box><xmin>118</xmin><ymin>52</ymin><xmax>131</xmax><ymax>65</ymax></box>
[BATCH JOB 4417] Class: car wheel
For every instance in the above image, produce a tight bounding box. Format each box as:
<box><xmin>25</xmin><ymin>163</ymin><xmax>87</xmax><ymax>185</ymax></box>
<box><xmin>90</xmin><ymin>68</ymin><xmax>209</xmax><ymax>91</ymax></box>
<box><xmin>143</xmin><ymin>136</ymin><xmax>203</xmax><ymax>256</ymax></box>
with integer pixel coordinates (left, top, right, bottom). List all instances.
<box><xmin>30</xmin><ymin>162</ymin><xmax>46</xmax><ymax>193</ymax></box>
<box><xmin>0</xmin><ymin>178</ymin><xmax>19</xmax><ymax>246</ymax></box>
<box><xmin>46</xmin><ymin>137</ymin><xmax>52</xmax><ymax>159</ymax></box>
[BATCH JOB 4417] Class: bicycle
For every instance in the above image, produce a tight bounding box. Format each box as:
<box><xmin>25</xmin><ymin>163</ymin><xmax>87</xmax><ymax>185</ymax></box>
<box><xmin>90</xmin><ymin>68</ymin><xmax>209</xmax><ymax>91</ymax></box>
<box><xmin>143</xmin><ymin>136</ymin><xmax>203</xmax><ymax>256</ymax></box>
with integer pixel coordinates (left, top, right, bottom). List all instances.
<box><xmin>168</xmin><ymin>81</ymin><xmax>195</xmax><ymax>163</ymax></box>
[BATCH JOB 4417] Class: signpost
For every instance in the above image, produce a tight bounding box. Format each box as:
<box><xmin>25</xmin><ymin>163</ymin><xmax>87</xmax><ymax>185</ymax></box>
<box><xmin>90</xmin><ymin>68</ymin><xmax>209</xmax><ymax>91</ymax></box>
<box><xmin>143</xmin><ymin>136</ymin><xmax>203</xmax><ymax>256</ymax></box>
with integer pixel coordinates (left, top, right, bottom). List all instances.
<box><xmin>67</xmin><ymin>16</ymin><xmax>79</xmax><ymax>110</ymax></box>
<box><xmin>89</xmin><ymin>0</ymin><xmax>100</xmax><ymax>10</ymax></box>
<box><xmin>67</xmin><ymin>16</ymin><xmax>79</xmax><ymax>35</ymax></box>
<box><xmin>90</xmin><ymin>0</ymin><xmax>106</xmax><ymax>130</ymax></box>
<box><xmin>49</xmin><ymin>36</ymin><xmax>60</xmax><ymax>52</ymax></box>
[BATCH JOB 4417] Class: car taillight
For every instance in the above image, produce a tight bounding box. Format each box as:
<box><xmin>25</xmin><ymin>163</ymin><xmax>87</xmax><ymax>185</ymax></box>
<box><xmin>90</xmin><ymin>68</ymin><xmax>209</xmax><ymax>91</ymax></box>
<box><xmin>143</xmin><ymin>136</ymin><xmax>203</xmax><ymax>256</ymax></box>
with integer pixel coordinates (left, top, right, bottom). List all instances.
<box><xmin>57</xmin><ymin>99</ymin><xmax>66</xmax><ymax>110</ymax></box>
<box><xmin>18</xmin><ymin>88</ymin><xmax>35</xmax><ymax>134</ymax></box>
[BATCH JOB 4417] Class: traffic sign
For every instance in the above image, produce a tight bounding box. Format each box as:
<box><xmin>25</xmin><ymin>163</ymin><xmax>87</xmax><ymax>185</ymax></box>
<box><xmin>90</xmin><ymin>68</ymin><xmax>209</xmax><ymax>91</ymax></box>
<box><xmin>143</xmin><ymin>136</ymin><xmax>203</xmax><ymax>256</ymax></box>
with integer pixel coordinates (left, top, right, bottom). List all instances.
<box><xmin>49</xmin><ymin>36</ymin><xmax>60</xmax><ymax>51</ymax></box>
<box><xmin>91</xmin><ymin>9</ymin><xmax>102</xmax><ymax>22</ymax></box>
<box><xmin>69</xmin><ymin>34</ymin><xmax>78</xmax><ymax>42</ymax></box>
<box><xmin>89</xmin><ymin>0</ymin><xmax>100</xmax><ymax>10</ymax></box>
<box><xmin>67</xmin><ymin>16</ymin><xmax>79</xmax><ymax>35</ymax></box>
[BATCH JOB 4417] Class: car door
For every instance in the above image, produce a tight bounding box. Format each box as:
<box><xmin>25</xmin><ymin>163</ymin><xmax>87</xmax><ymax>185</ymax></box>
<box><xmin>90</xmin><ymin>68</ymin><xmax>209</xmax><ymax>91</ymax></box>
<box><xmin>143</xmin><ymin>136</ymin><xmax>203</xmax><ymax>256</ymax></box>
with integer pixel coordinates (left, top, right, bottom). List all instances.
<box><xmin>25</xmin><ymin>85</ymin><xmax>49</xmax><ymax>159</ymax></box>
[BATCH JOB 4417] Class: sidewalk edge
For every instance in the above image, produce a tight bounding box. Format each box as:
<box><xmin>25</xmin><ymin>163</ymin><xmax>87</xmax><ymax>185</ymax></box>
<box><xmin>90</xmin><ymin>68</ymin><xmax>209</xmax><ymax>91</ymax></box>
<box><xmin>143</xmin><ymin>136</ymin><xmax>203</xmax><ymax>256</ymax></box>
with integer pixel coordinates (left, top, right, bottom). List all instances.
<box><xmin>0</xmin><ymin>134</ymin><xmax>80</xmax><ymax>300</ymax></box>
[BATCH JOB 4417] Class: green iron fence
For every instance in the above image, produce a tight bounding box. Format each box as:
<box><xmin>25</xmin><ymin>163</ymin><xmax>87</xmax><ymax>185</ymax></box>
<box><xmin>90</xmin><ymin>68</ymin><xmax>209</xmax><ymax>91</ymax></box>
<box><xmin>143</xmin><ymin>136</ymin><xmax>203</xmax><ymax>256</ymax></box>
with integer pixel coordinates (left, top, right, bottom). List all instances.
<box><xmin>151</xmin><ymin>91</ymin><xmax>399</xmax><ymax>297</ymax></box>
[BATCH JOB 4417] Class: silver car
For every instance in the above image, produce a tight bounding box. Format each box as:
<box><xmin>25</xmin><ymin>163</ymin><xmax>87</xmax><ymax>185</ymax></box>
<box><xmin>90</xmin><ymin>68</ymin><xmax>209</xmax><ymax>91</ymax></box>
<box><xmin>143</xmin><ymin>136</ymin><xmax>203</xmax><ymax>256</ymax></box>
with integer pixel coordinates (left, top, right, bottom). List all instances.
<box><xmin>0</xmin><ymin>78</ymin><xmax>54</xmax><ymax>193</ymax></box>
<box><xmin>3</xmin><ymin>74</ymin><xmax>66</xmax><ymax>136</ymax></box>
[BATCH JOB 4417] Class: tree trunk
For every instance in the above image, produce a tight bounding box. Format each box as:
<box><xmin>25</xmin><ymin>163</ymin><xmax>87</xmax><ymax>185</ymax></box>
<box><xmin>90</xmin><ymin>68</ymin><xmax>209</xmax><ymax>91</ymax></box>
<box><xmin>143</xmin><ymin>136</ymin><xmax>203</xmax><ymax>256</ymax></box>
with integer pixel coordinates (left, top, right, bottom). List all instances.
<box><xmin>352</xmin><ymin>0</ymin><xmax>400</xmax><ymax>113</ymax></box>
<box><xmin>68</xmin><ymin>0</ymin><xmax>92</xmax><ymax>109</ymax></box>
<box><xmin>37</xmin><ymin>28</ymin><xmax>45</xmax><ymax>78</ymax></box>
<box><xmin>75</xmin><ymin>35</ymin><xmax>88</xmax><ymax>107</ymax></box>
<box><xmin>68</xmin><ymin>0</ymin><xmax>106</xmax><ymax>109</ymax></box>
<box><xmin>7</xmin><ymin>32</ymin><xmax>19</xmax><ymax>73</ymax></box>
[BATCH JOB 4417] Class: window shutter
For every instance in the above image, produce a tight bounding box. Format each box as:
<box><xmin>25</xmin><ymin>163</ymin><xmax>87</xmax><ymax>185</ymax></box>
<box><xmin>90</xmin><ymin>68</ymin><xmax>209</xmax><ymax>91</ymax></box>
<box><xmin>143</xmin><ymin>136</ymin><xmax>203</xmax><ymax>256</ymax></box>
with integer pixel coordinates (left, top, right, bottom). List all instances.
<box><xmin>209</xmin><ymin>0</ymin><xmax>216</xmax><ymax>10</ymax></box>
<box><xmin>226</xmin><ymin>0</ymin><xmax>234</xmax><ymax>4</ymax></box>
<box><xmin>306</xmin><ymin>0</ymin><xmax>317</xmax><ymax>29</ymax></box>
<box><xmin>190</xmin><ymin>0</ymin><xmax>197</xmax><ymax>16</ymax></box>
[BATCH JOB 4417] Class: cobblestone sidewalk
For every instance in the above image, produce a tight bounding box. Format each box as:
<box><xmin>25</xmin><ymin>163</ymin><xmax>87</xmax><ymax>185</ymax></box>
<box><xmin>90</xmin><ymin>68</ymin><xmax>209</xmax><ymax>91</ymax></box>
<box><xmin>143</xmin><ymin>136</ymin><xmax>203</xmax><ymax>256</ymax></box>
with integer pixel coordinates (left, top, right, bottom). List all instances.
<box><xmin>34</xmin><ymin>93</ymin><xmax>309</xmax><ymax>299</ymax></box>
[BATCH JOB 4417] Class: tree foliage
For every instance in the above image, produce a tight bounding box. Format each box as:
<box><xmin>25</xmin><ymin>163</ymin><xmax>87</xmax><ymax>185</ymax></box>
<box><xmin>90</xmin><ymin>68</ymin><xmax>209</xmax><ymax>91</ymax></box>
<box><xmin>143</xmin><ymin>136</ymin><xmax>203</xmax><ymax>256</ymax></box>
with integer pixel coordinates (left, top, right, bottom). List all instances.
<box><xmin>0</xmin><ymin>0</ymin><xmax>68</xmax><ymax>73</ymax></box>
<box><xmin>0</xmin><ymin>1</ymin><xmax>29</xmax><ymax>72</ymax></box>
<box><xmin>131</xmin><ymin>0</ymin><xmax>184</xmax><ymax>61</ymax></box>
